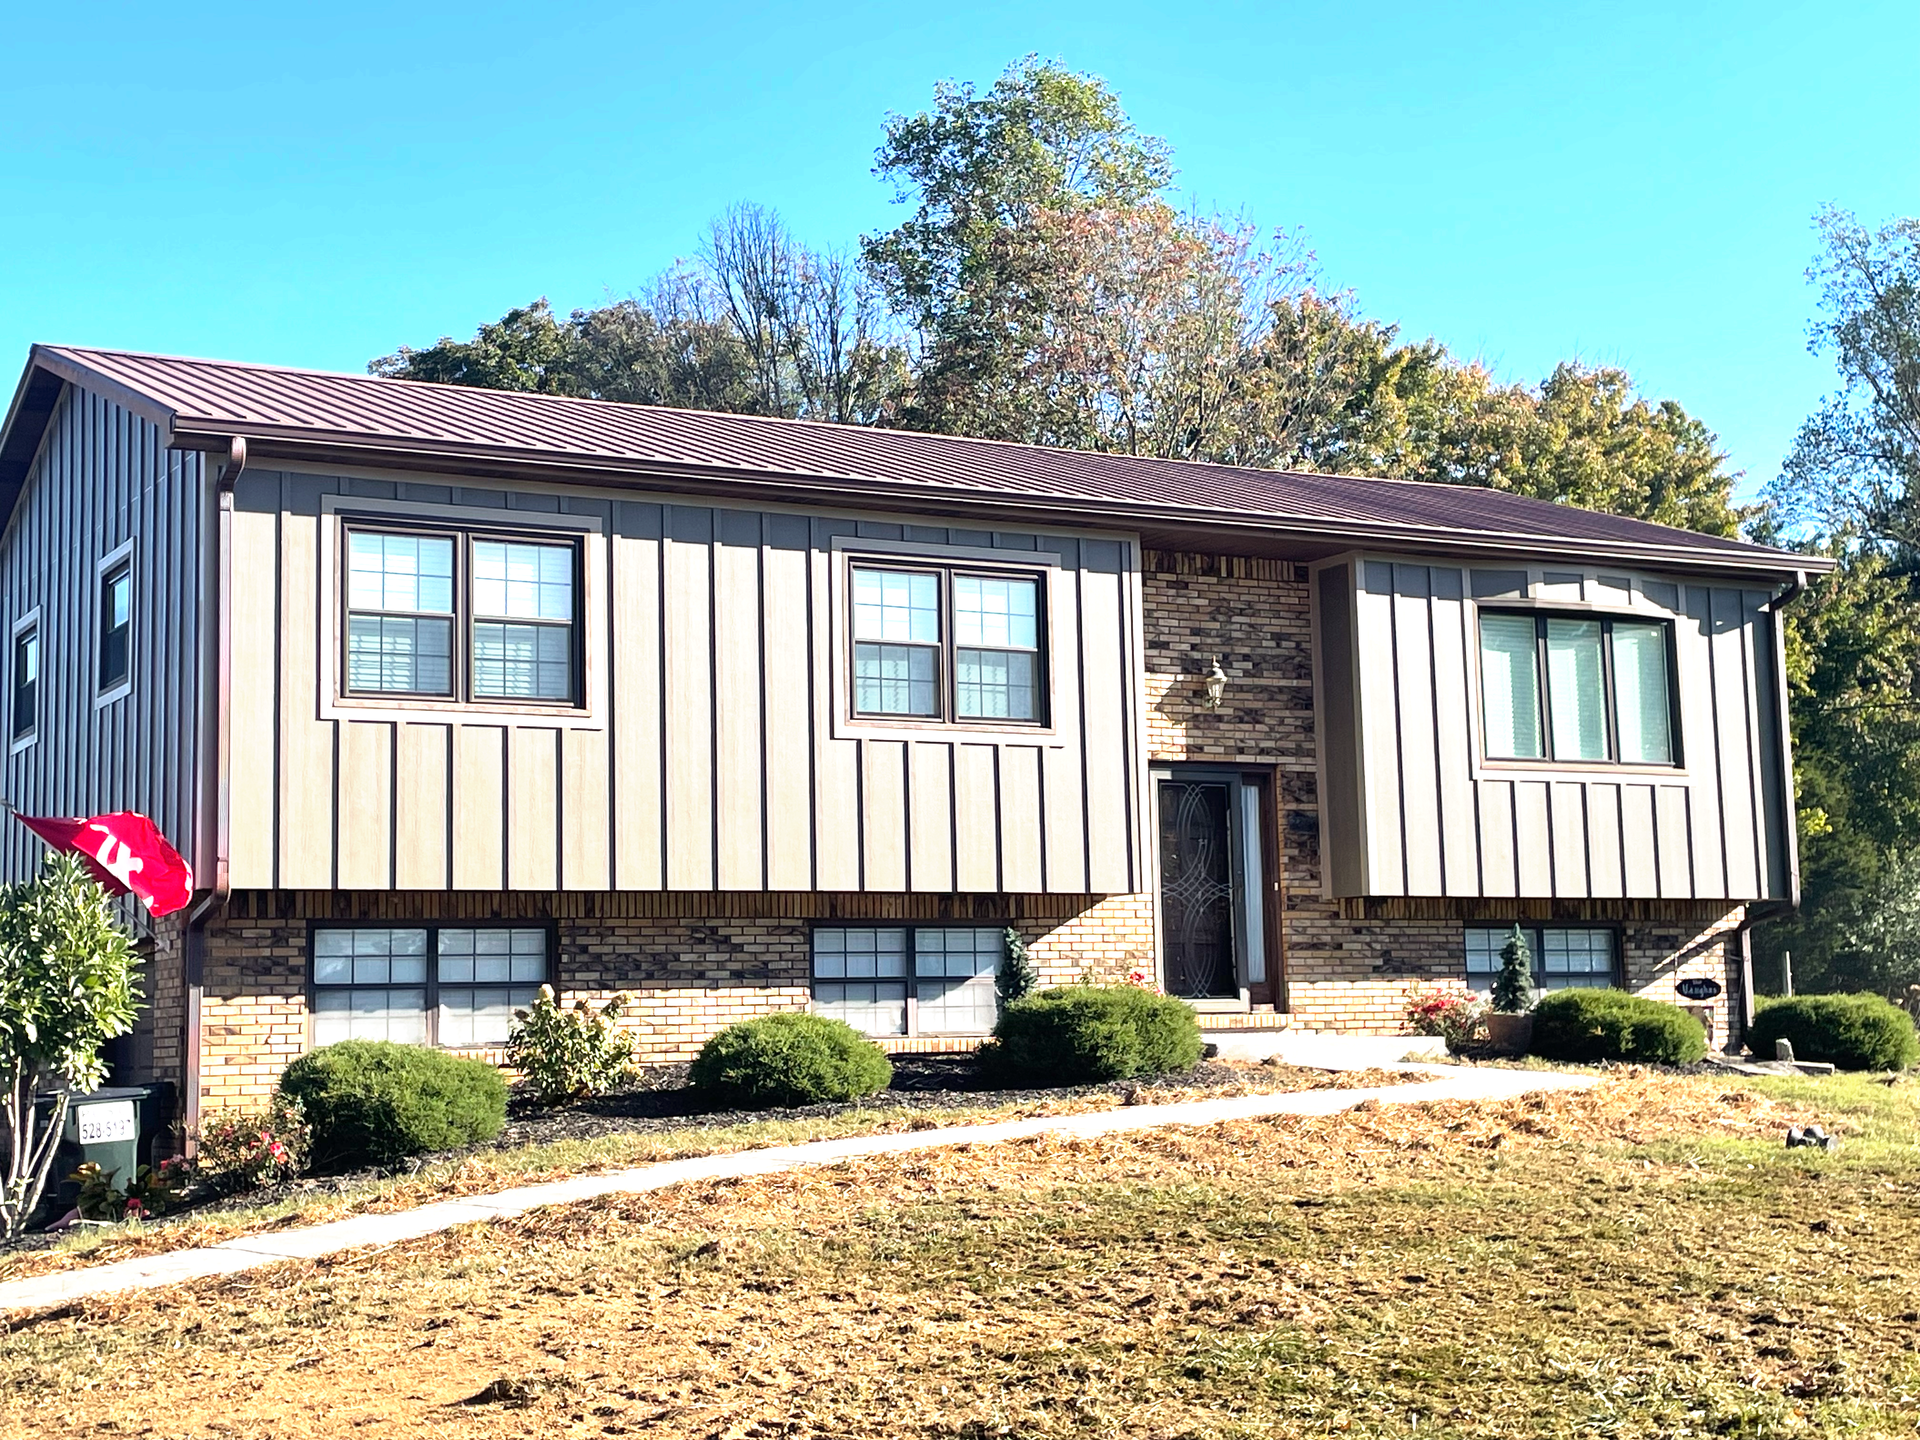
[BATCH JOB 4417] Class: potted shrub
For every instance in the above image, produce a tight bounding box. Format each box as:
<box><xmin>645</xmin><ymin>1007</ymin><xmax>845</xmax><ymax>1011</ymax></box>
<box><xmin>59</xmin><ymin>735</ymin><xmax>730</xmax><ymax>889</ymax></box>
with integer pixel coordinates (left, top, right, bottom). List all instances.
<box><xmin>1485</xmin><ymin>925</ymin><xmax>1537</xmax><ymax>1054</ymax></box>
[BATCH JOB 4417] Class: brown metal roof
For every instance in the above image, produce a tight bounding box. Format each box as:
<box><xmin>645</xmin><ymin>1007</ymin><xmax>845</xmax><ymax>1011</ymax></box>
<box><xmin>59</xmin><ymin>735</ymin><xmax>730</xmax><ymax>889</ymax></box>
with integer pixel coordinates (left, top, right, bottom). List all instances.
<box><xmin>3</xmin><ymin>344</ymin><xmax>1819</xmax><ymax>576</ymax></box>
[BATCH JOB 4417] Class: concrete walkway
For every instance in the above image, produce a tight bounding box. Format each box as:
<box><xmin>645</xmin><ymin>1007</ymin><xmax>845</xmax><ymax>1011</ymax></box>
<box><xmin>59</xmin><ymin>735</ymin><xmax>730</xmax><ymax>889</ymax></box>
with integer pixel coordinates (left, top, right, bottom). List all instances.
<box><xmin>0</xmin><ymin>1063</ymin><xmax>1592</xmax><ymax>1317</ymax></box>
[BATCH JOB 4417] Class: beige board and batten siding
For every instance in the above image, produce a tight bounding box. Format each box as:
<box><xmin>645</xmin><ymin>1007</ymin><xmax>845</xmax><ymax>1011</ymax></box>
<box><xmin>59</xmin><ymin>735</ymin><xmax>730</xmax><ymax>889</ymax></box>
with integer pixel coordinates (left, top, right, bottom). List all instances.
<box><xmin>226</xmin><ymin>469</ymin><xmax>1146</xmax><ymax>895</ymax></box>
<box><xmin>0</xmin><ymin>386</ymin><xmax>204</xmax><ymax>881</ymax></box>
<box><xmin>1314</xmin><ymin>556</ymin><xmax>1791</xmax><ymax>901</ymax></box>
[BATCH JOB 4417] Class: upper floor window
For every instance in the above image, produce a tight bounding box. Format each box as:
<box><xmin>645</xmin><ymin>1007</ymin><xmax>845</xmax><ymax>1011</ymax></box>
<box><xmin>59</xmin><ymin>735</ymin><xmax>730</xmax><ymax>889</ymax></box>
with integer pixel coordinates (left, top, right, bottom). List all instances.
<box><xmin>98</xmin><ymin>556</ymin><xmax>132</xmax><ymax>695</ymax></box>
<box><xmin>850</xmin><ymin>564</ymin><xmax>1044</xmax><ymax>724</ymax></box>
<box><xmin>1478</xmin><ymin>611</ymin><xmax>1674</xmax><ymax>765</ymax></box>
<box><xmin>10</xmin><ymin>621</ymin><xmax>36</xmax><ymax>744</ymax></box>
<box><xmin>344</xmin><ymin>526</ymin><xmax>580</xmax><ymax>706</ymax></box>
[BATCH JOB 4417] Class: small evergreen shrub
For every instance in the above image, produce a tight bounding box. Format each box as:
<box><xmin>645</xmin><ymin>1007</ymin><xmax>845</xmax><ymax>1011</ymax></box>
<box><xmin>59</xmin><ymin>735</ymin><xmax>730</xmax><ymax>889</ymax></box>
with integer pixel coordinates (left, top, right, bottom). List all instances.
<box><xmin>688</xmin><ymin>1013</ymin><xmax>892</xmax><ymax>1109</ymax></box>
<box><xmin>979</xmin><ymin>984</ymin><xmax>1203</xmax><ymax>1087</ymax></box>
<box><xmin>1529</xmin><ymin>989</ymin><xmax>1708</xmax><ymax>1065</ymax></box>
<box><xmin>996</xmin><ymin>927</ymin><xmax>1038</xmax><ymax>1008</ymax></box>
<box><xmin>277</xmin><ymin>1041</ymin><xmax>507</xmax><ymax>1171</ymax></box>
<box><xmin>506</xmin><ymin>985</ymin><xmax>638</xmax><ymax>1104</ymax></box>
<box><xmin>1749</xmin><ymin>994</ymin><xmax>1919</xmax><ymax>1072</ymax></box>
<box><xmin>1491</xmin><ymin>926</ymin><xmax>1536</xmax><ymax>1014</ymax></box>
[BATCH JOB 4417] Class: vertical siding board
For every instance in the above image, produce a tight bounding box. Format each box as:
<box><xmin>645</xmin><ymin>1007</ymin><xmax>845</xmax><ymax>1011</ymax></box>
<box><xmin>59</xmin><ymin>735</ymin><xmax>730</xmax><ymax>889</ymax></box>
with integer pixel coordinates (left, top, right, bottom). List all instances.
<box><xmin>610</xmin><ymin>502</ymin><xmax>664</xmax><ymax>890</ymax></box>
<box><xmin>810</xmin><ymin>520</ymin><xmax>861</xmax><ymax>889</ymax></box>
<box><xmin>507</xmin><ymin>727</ymin><xmax>560</xmax><ymax>890</ymax></box>
<box><xmin>1549</xmin><ymin>783</ymin><xmax>1590</xmax><ymax>897</ymax></box>
<box><xmin>1708</xmin><ymin>587</ymin><xmax>1760</xmax><ymax>898</ymax></box>
<box><xmin>1041</xmin><ymin>563</ymin><xmax>1086</xmax><ymax>893</ymax></box>
<box><xmin>277</xmin><ymin>479</ymin><xmax>336</xmax><ymax>889</ymax></box>
<box><xmin>1586</xmin><ymin>782</ymin><xmax>1624</xmax><ymax>899</ymax></box>
<box><xmin>713</xmin><ymin>512</ymin><xmax>765</xmax><ymax>889</ymax></box>
<box><xmin>1475</xmin><ymin>780</ymin><xmax>1517</xmax><ymax>898</ymax></box>
<box><xmin>663</xmin><ymin>507</ymin><xmax>715</xmax><ymax>890</ymax></box>
<box><xmin>762</xmin><ymin>518</ymin><xmax>814</xmax><ymax>890</ymax></box>
<box><xmin>1514</xmin><ymin>781</ymin><xmax>1553</xmax><ymax>894</ymax></box>
<box><xmin>1655</xmin><ymin>785</ymin><xmax>1694</xmax><ymax>898</ymax></box>
<box><xmin>1355</xmin><ymin>563</ymin><xmax>1405</xmax><ymax>895</ymax></box>
<box><xmin>1621</xmin><ymin>784</ymin><xmax>1659</xmax><ymax>897</ymax></box>
<box><xmin>907</xmin><ymin>743</ymin><xmax>954</xmax><ymax>892</ymax></box>
<box><xmin>1077</xmin><ymin>552</ymin><xmax>1130</xmax><ymax>893</ymax></box>
<box><xmin>998</xmin><ymin>745</ymin><xmax>1044</xmax><ymax>892</ymax></box>
<box><xmin>337</xmin><ymin>722</ymin><xmax>394</xmax><ymax>888</ymax></box>
<box><xmin>1750</xmin><ymin>595</ymin><xmax>1791</xmax><ymax>899</ymax></box>
<box><xmin>560</xmin><ymin>727</ymin><xmax>611</xmax><ymax>889</ymax></box>
<box><xmin>451</xmin><ymin>725</ymin><xmax>506</xmax><ymax>890</ymax></box>
<box><xmin>1390</xmin><ymin>566</ymin><xmax>1442</xmax><ymax>894</ymax></box>
<box><xmin>1428</xmin><ymin>567</ymin><xmax>1480</xmax><ymax>895</ymax></box>
<box><xmin>1679</xmin><ymin>586</ymin><xmax>1727</xmax><ymax>898</ymax></box>
<box><xmin>394</xmin><ymin>723</ymin><xmax>451</xmax><ymax>889</ymax></box>
<box><xmin>953</xmin><ymin>745</ymin><xmax>999</xmax><ymax>892</ymax></box>
<box><xmin>227</xmin><ymin>488</ymin><xmax>279</xmax><ymax>888</ymax></box>
<box><xmin>860</xmin><ymin>740</ymin><xmax>908</xmax><ymax>891</ymax></box>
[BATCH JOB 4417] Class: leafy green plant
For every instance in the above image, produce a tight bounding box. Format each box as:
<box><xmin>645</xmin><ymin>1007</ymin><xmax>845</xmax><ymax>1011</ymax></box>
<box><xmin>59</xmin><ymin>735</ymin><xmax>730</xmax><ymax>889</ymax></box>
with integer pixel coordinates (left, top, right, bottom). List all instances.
<box><xmin>0</xmin><ymin>853</ymin><xmax>142</xmax><ymax>1235</ymax></box>
<box><xmin>1750</xmin><ymin>993</ymin><xmax>1919</xmax><ymax>1071</ymax></box>
<box><xmin>68</xmin><ymin>1156</ymin><xmax>191</xmax><ymax>1222</ymax></box>
<box><xmin>1491</xmin><ymin>926</ymin><xmax>1536</xmax><ymax>1015</ymax></box>
<box><xmin>277</xmin><ymin>1041</ymin><xmax>507</xmax><ymax>1172</ymax></box>
<box><xmin>688</xmin><ymin>1013</ymin><xmax>892</xmax><ymax>1110</ymax></box>
<box><xmin>506</xmin><ymin>985</ymin><xmax>638</xmax><ymax>1104</ymax></box>
<box><xmin>997</xmin><ymin>928</ymin><xmax>1038</xmax><ymax>1008</ymax></box>
<box><xmin>1529</xmin><ymin>989</ymin><xmax>1708</xmax><ymax>1065</ymax></box>
<box><xmin>195</xmin><ymin>1094</ymin><xmax>312</xmax><ymax>1191</ymax></box>
<box><xmin>979</xmin><ymin>984</ymin><xmax>1203</xmax><ymax>1087</ymax></box>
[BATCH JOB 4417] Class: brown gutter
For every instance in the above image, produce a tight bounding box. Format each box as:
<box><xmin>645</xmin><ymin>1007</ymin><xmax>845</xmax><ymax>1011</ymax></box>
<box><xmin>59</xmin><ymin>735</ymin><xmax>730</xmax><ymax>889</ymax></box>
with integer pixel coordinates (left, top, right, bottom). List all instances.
<box><xmin>1765</xmin><ymin>570</ymin><xmax>1808</xmax><ymax>911</ymax></box>
<box><xmin>180</xmin><ymin>436</ymin><xmax>245</xmax><ymax>1146</ymax></box>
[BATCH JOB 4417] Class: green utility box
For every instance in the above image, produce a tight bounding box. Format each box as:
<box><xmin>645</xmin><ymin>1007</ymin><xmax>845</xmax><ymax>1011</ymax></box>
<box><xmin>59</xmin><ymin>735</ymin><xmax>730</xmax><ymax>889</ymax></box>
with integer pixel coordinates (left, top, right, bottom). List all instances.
<box><xmin>41</xmin><ymin>1083</ymin><xmax>175</xmax><ymax>1219</ymax></box>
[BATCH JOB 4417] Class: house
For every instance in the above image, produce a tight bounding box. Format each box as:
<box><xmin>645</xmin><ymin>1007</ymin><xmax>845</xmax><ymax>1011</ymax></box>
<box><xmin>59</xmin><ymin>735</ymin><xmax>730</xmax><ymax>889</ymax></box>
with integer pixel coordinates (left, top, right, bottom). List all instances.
<box><xmin>0</xmin><ymin>345</ymin><xmax>1824</xmax><ymax>1132</ymax></box>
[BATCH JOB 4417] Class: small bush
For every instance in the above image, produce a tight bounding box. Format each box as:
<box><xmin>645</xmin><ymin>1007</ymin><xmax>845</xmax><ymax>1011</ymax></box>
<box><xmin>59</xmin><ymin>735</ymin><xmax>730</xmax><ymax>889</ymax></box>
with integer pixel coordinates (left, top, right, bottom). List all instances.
<box><xmin>1529</xmin><ymin>989</ymin><xmax>1708</xmax><ymax>1065</ymax></box>
<box><xmin>1405</xmin><ymin>986</ymin><xmax>1487</xmax><ymax>1052</ymax></box>
<box><xmin>195</xmin><ymin>1093</ymin><xmax>313</xmax><ymax>1191</ymax></box>
<box><xmin>689</xmin><ymin>1013</ymin><xmax>892</xmax><ymax>1109</ymax></box>
<box><xmin>1750</xmin><ymin>994</ymin><xmax>1919</xmax><ymax>1072</ymax></box>
<box><xmin>277</xmin><ymin>1041</ymin><xmax>507</xmax><ymax>1172</ymax></box>
<box><xmin>980</xmin><ymin>985</ymin><xmax>1203</xmax><ymax>1087</ymax></box>
<box><xmin>506</xmin><ymin>985</ymin><xmax>638</xmax><ymax>1104</ymax></box>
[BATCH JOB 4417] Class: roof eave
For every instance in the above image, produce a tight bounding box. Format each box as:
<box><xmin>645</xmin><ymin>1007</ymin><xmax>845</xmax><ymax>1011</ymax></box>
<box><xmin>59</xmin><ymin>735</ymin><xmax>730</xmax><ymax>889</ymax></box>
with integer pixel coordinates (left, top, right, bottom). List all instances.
<box><xmin>172</xmin><ymin>424</ymin><xmax>1833</xmax><ymax>581</ymax></box>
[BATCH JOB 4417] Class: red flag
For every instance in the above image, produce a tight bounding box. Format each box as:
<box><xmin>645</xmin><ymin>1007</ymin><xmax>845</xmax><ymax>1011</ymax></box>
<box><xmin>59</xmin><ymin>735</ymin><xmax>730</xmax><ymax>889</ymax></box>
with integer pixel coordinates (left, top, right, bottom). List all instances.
<box><xmin>14</xmin><ymin>811</ymin><xmax>194</xmax><ymax>917</ymax></box>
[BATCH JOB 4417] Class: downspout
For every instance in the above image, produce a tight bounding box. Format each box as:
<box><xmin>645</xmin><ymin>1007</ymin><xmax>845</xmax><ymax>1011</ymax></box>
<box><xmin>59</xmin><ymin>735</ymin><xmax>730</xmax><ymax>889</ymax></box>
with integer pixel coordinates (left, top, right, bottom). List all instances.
<box><xmin>180</xmin><ymin>436</ymin><xmax>245</xmax><ymax>1147</ymax></box>
<box><xmin>1726</xmin><ymin>570</ymin><xmax>1808</xmax><ymax>1048</ymax></box>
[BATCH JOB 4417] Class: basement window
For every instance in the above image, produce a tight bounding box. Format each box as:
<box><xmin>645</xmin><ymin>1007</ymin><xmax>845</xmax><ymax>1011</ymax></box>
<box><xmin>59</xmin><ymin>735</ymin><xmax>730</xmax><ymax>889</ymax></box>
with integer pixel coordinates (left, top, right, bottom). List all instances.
<box><xmin>1465</xmin><ymin>926</ymin><xmax>1619</xmax><ymax>994</ymax></box>
<box><xmin>811</xmin><ymin>926</ymin><xmax>1004</xmax><ymax>1036</ymax></box>
<box><xmin>311</xmin><ymin>926</ymin><xmax>549</xmax><ymax>1048</ymax></box>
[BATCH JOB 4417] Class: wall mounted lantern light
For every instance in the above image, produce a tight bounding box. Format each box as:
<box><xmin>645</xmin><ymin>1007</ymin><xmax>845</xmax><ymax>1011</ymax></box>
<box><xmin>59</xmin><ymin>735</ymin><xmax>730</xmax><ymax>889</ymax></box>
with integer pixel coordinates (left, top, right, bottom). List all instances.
<box><xmin>1202</xmin><ymin>656</ymin><xmax>1228</xmax><ymax>709</ymax></box>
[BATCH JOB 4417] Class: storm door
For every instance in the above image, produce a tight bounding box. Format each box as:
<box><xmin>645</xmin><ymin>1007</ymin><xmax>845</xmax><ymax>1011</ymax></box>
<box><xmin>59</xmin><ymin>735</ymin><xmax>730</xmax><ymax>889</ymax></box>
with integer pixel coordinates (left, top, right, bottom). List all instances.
<box><xmin>1156</xmin><ymin>770</ymin><xmax>1265</xmax><ymax>1001</ymax></box>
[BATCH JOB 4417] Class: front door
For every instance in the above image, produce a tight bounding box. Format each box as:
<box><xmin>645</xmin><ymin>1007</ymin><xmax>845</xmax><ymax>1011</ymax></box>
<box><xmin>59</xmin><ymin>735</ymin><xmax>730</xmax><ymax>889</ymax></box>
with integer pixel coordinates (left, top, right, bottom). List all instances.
<box><xmin>1157</xmin><ymin>776</ymin><xmax>1241</xmax><ymax>999</ymax></box>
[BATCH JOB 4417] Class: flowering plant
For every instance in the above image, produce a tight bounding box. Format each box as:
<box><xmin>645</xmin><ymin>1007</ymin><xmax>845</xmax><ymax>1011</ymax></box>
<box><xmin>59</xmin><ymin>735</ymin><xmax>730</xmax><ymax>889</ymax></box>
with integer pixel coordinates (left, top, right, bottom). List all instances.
<box><xmin>506</xmin><ymin>985</ymin><xmax>638</xmax><ymax>1104</ymax></box>
<box><xmin>195</xmin><ymin>1094</ymin><xmax>312</xmax><ymax>1192</ymax></box>
<box><xmin>68</xmin><ymin>1155</ymin><xmax>192</xmax><ymax>1222</ymax></box>
<box><xmin>1405</xmin><ymin>986</ymin><xmax>1486</xmax><ymax>1052</ymax></box>
<box><xmin>1122</xmin><ymin>968</ymin><xmax>1163</xmax><ymax>995</ymax></box>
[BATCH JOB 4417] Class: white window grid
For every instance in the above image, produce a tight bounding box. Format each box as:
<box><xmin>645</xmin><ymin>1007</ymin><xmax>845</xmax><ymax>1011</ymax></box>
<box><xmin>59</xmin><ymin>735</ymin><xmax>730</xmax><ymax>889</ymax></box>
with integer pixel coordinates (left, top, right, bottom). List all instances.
<box><xmin>1465</xmin><ymin>925</ymin><xmax>1619</xmax><ymax>994</ymax></box>
<box><xmin>311</xmin><ymin>925</ymin><xmax>549</xmax><ymax>1049</ymax></box>
<box><xmin>811</xmin><ymin>926</ymin><xmax>1004</xmax><ymax>1037</ymax></box>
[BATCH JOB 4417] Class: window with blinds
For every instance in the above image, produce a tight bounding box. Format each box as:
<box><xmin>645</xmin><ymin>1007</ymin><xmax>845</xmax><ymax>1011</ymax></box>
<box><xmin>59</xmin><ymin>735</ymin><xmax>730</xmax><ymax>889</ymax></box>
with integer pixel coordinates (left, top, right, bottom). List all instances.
<box><xmin>848</xmin><ymin>562</ymin><xmax>1046</xmax><ymax>726</ymax></box>
<box><xmin>811</xmin><ymin>926</ymin><xmax>1004</xmax><ymax>1036</ymax></box>
<box><xmin>1478</xmin><ymin>611</ymin><xmax>1675</xmax><ymax>765</ymax></box>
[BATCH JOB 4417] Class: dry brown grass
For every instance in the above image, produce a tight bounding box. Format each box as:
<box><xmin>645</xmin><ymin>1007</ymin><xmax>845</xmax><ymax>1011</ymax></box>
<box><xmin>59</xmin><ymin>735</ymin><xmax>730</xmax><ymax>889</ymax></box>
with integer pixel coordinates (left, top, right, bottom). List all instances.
<box><xmin>8</xmin><ymin>1072</ymin><xmax>1912</xmax><ymax>1438</ymax></box>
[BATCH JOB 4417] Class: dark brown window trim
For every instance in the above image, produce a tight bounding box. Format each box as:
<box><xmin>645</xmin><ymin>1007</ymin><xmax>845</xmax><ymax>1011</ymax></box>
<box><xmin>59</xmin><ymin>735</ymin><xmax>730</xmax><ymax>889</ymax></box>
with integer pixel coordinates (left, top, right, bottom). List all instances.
<box><xmin>339</xmin><ymin>521</ymin><xmax>586</xmax><ymax>710</ymax></box>
<box><xmin>305</xmin><ymin>920</ymin><xmax>557</xmax><ymax>1050</ymax></box>
<box><xmin>844</xmin><ymin>560</ymin><xmax>1050</xmax><ymax>729</ymax></box>
<box><xmin>1476</xmin><ymin>608</ymin><xmax>1682</xmax><ymax>768</ymax></box>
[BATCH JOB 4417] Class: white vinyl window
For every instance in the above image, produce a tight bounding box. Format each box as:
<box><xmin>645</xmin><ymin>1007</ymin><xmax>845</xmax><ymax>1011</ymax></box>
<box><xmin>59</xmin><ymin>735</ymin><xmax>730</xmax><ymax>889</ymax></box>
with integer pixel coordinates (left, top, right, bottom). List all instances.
<box><xmin>1465</xmin><ymin>926</ymin><xmax>1619</xmax><ymax>994</ymax></box>
<box><xmin>311</xmin><ymin>926</ymin><xmax>549</xmax><ymax>1048</ymax></box>
<box><xmin>1479</xmin><ymin>611</ymin><xmax>1676</xmax><ymax>765</ymax></box>
<box><xmin>849</xmin><ymin>563</ymin><xmax>1045</xmax><ymax>725</ymax></box>
<box><xmin>811</xmin><ymin>926</ymin><xmax>1004</xmax><ymax>1036</ymax></box>
<box><xmin>343</xmin><ymin>526</ymin><xmax>579</xmax><ymax>706</ymax></box>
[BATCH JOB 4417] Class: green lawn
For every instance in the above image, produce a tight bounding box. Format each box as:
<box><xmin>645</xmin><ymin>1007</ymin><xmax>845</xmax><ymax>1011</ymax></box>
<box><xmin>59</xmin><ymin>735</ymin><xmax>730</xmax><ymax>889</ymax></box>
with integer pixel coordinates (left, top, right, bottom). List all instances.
<box><xmin>3</xmin><ymin>1071</ymin><xmax>1916</xmax><ymax>1439</ymax></box>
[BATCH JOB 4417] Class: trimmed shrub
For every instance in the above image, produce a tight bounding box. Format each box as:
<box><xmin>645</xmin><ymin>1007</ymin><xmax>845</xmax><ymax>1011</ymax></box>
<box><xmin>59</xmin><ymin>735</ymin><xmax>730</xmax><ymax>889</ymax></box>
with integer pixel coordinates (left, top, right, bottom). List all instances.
<box><xmin>278</xmin><ymin>1041</ymin><xmax>507</xmax><ymax>1172</ymax></box>
<box><xmin>1749</xmin><ymin>994</ymin><xmax>1919</xmax><ymax>1072</ymax></box>
<box><xmin>980</xmin><ymin>984</ymin><xmax>1204</xmax><ymax>1087</ymax></box>
<box><xmin>688</xmin><ymin>1013</ymin><xmax>892</xmax><ymax>1109</ymax></box>
<box><xmin>1529</xmin><ymin>989</ymin><xmax>1708</xmax><ymax>1065</ymax></box>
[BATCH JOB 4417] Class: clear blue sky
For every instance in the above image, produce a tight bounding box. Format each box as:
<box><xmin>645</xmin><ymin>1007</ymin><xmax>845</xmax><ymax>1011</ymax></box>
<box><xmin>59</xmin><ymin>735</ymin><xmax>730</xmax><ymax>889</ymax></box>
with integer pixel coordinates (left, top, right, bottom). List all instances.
<box><xmin>4</xmin><ymin>1</ymin><xmax>1915</xmax><ymax>500</ymax></box>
